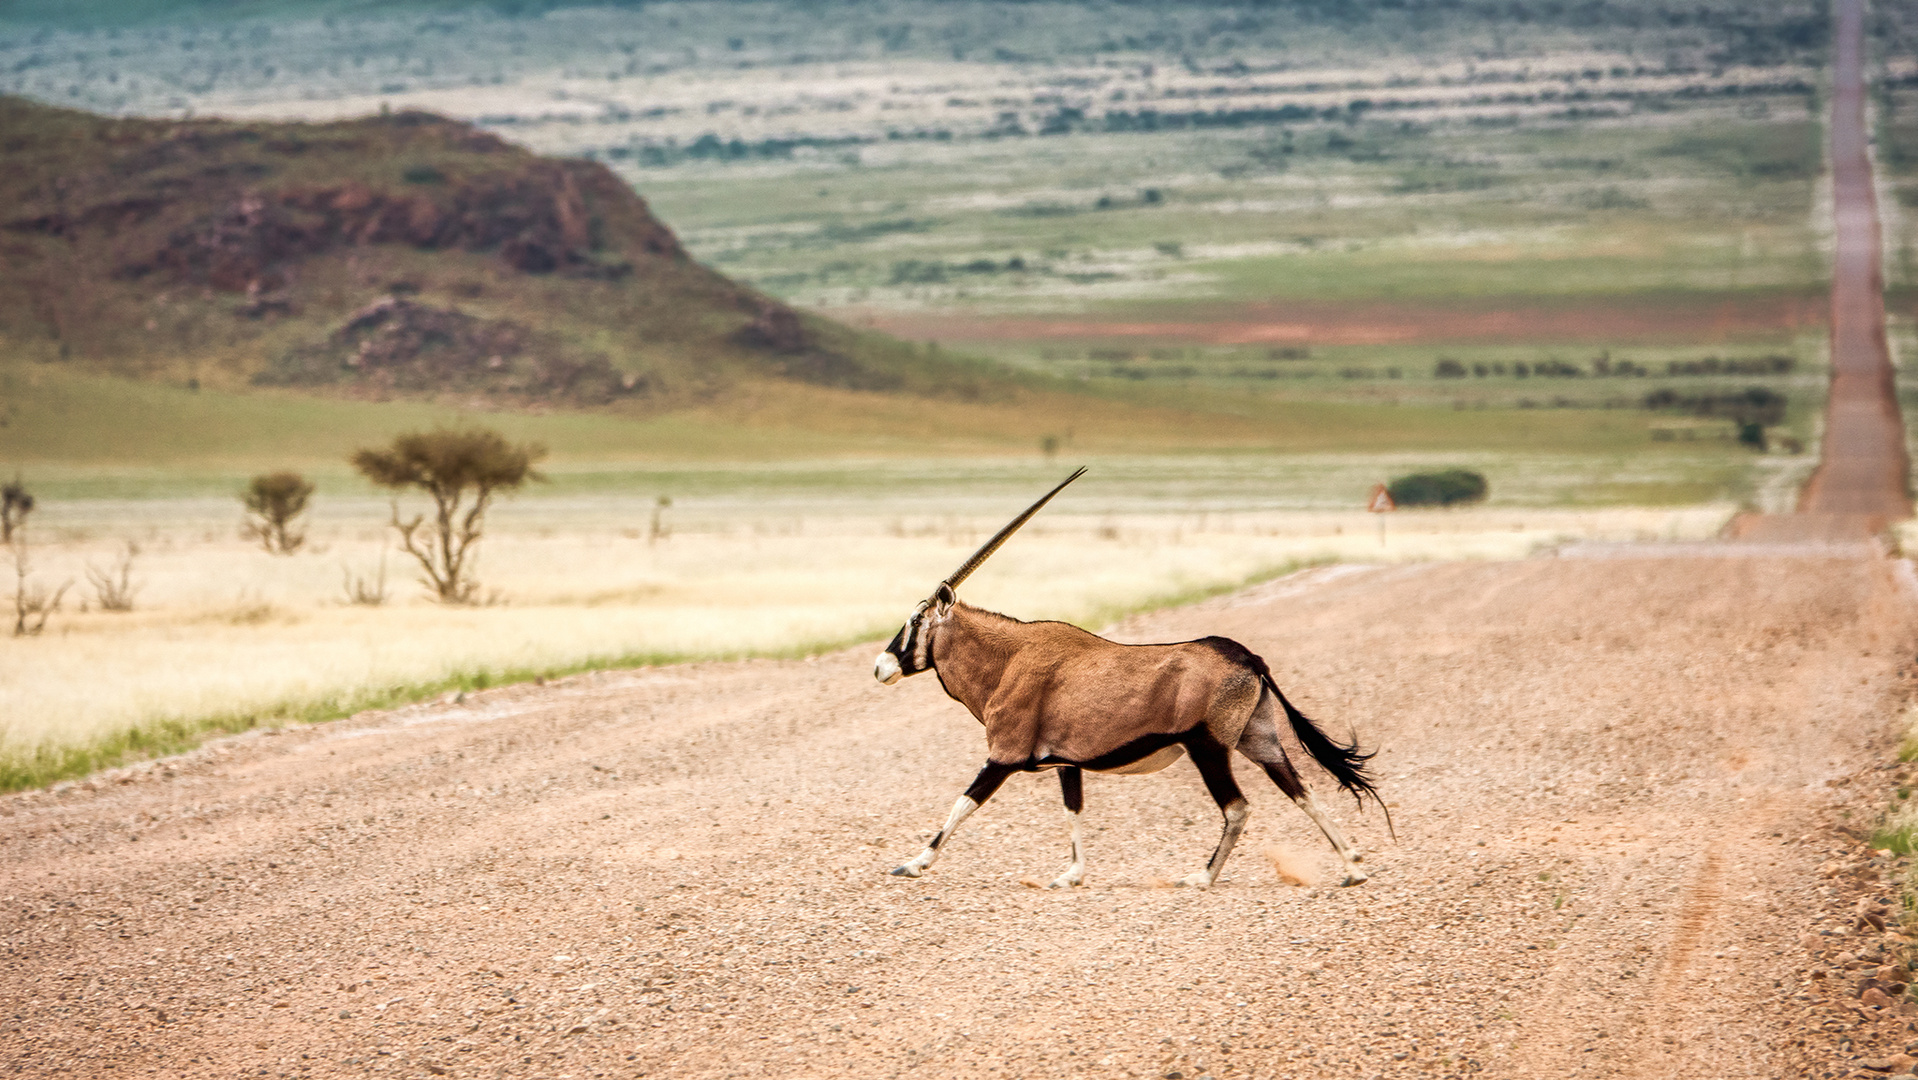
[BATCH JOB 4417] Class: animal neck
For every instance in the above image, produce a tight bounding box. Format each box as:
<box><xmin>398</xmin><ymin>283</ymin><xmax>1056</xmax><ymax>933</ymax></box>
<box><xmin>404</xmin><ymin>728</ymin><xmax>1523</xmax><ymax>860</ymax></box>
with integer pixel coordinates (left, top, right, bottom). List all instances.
<box><xmin>929</xmin><ymin>601</ymin><xmax>1023</xmax><ymax>717</ymax></box>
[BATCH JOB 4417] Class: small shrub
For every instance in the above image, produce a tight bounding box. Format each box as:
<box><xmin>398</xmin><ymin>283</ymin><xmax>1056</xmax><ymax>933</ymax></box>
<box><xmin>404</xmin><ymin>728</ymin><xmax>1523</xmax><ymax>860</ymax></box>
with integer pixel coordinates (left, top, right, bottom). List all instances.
<box><xmin>1</xmin><ymin>476</ymin><xmax>33</xmax><ymax>543</ymax></box>
<box><xmin>1642</xmin><ymin>386</ymin><xmax>1786</xmax><ymax>427</ymax></box>
<box><xmin>1387</xmin><ymin>469</ymin><xmax>1489</xmax><ymax>508</ymax></box>
<box><xmin>1434</xmin><ymin>358</ymin><xmax>1466</xmax><ymax>378</ymax></box>
<box><xmin>242</xmin><ymin>472</ymin><xmax>315</xmax><ymax>556</ymax></box>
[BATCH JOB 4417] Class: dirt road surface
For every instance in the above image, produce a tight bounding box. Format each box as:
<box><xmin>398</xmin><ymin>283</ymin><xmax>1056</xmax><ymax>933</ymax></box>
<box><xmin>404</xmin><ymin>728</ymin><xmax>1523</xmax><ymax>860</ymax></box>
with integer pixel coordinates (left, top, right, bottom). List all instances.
<box><xmin>6</xmin><ymin>553</ymin><xmax>1918</xmax><ymax>1079</ymax></box>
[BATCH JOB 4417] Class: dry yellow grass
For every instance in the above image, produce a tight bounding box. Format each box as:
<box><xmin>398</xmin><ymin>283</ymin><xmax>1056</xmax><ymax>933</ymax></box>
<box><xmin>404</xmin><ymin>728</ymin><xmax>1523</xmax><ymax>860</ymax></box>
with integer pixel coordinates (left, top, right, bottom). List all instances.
<box><xmin>1</xmin><ymin>496</ymin><xmax>1732</xmax><ymax>771</ymax></box>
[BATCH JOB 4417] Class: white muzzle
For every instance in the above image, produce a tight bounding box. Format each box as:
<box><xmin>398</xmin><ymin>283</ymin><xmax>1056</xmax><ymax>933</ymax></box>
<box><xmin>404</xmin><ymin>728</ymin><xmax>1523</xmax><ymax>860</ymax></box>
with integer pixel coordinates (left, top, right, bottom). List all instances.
<box><xmin>873</xmin><ymin>651</ymin><xmax>902</xmax><ymax>685</ymax></box>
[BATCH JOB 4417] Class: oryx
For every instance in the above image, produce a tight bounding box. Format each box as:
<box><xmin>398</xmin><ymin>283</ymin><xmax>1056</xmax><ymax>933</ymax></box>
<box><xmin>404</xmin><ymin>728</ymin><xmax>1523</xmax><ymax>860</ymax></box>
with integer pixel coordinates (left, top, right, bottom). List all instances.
<box><xmin>875</xmin><ymin>468</ymin><xmax>1386</xmax><ymax>888</ymax></box>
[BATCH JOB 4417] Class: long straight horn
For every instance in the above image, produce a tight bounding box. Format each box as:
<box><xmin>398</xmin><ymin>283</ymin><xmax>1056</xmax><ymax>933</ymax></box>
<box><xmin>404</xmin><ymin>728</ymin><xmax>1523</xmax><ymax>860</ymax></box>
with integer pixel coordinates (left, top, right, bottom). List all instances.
<box><xmin>941</xmin><ymin>466</ymin><xmax>1087</xmax><ymax>592</ymax></box>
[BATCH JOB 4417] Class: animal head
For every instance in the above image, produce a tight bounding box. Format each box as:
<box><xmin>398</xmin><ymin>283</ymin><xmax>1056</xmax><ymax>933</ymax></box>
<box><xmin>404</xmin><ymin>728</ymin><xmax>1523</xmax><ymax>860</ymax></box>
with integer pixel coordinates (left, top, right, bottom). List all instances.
<box><xmin>873</xmin><ymin>467</ymin><xmax>1085</xmax><ymax>686</ymax></box>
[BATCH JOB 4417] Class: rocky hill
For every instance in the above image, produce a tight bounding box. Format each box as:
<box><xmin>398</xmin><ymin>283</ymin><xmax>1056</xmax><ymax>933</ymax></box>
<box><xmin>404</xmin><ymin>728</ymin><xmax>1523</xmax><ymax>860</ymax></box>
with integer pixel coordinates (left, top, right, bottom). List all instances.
<box><xmin>0</xmin><ymin>95</ymin><xmax>982</xmax><ymax>407</ymax></box>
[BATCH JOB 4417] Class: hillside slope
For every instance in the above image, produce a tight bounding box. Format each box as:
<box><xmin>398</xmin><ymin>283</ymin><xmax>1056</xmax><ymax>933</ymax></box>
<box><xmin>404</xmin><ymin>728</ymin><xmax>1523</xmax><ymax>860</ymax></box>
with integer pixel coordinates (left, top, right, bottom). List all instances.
<box><xmin>0</xmin><ymin>95</ymin><xmax>983</xmax><ymax>407</ymax></box>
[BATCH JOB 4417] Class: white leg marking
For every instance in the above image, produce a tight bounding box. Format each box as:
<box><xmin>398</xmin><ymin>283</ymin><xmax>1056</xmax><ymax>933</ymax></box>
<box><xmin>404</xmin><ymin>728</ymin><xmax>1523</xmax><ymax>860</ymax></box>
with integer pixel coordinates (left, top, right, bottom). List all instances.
<box><xmin>892</xmin><ymin>796</ymin><xmax>979</xmax><ymax>878</ymax></box>
<box><xmin>1294</xmin><ymin>790</ymin><xmax>1368</xmax><ymax>886</ymax></box>
<box><xmin>1179</xmin><ymin>800</ymin><xmax>1249</xmax><ymax>889</ymax></box>
<box><xmin>1048</xmin><ymin>810</ymin><xmax>1086</xmax><ymax>888</ymax></box>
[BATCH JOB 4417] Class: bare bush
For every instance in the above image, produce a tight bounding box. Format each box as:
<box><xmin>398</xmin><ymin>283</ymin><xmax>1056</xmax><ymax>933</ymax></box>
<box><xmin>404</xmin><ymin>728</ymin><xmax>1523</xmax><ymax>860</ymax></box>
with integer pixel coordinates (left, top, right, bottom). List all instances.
<box><xmin>342</xmin><ymin>550</ymin><xmax>389</xmax><ymax>607</ymax></box>
<box><xmin>351</xmin><ymin>428</ymin><xmax>544</xmax><ymax>604</ymax></box>
<box><xmin>10</xmin><ymin>530</ymin><xmax>70</xmax><ymax>637</ymax></box>
<box><xmin>241</xmin><ymin>471</ymin><xmax>315</xmax><ymax>555</ymax></box>
<box><xmin>85</xmin><ymin>541</ymin><xmax>141</xmax><ymax>613</ymax></box>
<box><xmin>649</xmin><ymin>495</ymin><xmax>673</xmax><ymax>545</ymax></box>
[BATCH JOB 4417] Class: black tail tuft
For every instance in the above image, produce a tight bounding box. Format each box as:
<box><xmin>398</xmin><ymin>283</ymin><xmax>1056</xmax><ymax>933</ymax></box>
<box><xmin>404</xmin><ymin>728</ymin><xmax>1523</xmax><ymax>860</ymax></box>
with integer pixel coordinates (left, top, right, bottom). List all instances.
<box><xmin>1264</xmin><ymin>675</ymin><xmax>1397</xmax><ymax>842</ymax></box>
<box><xmin>1188</xmin><ymin>635</ymin><xmax>1394</xmax><ymax>840</ymax></box>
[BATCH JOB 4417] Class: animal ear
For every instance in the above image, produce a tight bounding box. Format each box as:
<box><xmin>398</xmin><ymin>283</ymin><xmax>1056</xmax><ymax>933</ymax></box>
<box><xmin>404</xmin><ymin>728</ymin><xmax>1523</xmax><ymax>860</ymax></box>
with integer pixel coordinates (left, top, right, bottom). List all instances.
<box><xmin>933</xmin><ymin>582</ymin><xmax>955</xmax><ymax>612</ymax></box>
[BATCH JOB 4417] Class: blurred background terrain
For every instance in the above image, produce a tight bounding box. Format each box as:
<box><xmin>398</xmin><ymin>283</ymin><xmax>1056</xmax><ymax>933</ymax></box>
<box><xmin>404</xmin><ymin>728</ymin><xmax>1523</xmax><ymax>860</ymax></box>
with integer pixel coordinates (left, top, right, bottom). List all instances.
<box><xmin>0</xmin><ymin>0</ymin><xmax>1897</xmax><ymax>781</ymax></box>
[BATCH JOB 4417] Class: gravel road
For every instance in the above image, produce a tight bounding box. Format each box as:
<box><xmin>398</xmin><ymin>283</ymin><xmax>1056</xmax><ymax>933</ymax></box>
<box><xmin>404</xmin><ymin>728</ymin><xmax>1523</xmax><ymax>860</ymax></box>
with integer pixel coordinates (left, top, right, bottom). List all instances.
<box><xmin>6</xmin><ymin>551</ymin><xmax>1918</xmax><ymax>1079</ymax></box>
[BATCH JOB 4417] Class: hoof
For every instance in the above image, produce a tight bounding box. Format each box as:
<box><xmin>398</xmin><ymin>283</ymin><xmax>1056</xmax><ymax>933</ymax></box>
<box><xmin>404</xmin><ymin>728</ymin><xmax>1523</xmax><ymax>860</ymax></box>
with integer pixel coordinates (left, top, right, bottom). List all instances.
<box><xmin>890</xmin><ymin>865</ymin><xmax>923</xmax><ymax>878</ymax></box>
<box><xmin>1046</xmin><ymin>875</ymin><xmax>1085</xmax><ymax>890</ymax></box>
<box><xmin>1176</xmin><ymin>872</ymin><xmax>1213</xmax><ymax>889</ymax></box>
<box><xmin>1340</xmin><ymin>870</ymin><xmax>1369</xmax><ymax>887</ymax></box>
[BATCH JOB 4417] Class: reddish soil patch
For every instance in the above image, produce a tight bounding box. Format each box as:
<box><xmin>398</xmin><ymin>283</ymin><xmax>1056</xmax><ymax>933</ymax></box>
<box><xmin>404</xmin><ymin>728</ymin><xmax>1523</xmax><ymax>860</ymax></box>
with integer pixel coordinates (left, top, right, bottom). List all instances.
<box><xmin>834</xmin><ymin>291</ymin><xmax>1825</xmax><ymax>350</ymax></box>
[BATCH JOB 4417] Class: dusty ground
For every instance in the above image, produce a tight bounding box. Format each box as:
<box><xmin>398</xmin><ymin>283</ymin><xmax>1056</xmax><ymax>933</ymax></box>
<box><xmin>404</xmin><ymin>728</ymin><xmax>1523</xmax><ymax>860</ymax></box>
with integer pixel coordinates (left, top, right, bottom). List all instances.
<box><xmin>5</xmin><ymin>551</ymin><xmax>1918</xmax><ymax>1080</ymax></box>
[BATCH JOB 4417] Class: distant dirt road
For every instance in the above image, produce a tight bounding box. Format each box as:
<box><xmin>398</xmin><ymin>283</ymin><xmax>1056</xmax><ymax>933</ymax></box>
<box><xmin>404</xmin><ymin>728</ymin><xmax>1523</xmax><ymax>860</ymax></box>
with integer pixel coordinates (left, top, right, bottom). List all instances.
<box><xmin>5</xmin><ymin>553</ymin><xmax>1918</xmax><ymax>1079</ymax></box>
<box><xmin>1796</xmin><ymin>0</ymin><xmax>1912</xmax><ymax>529</ymax></box>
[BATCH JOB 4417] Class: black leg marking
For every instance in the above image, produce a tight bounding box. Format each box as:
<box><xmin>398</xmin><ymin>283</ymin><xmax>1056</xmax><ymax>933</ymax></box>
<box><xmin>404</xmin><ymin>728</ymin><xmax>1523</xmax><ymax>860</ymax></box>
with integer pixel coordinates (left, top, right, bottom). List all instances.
<box><xmin>963</xmin><ymin>761</ymin><xmax>1018</xmax><ymax>805</ymax></box>
<box><xmin>1189</xmin><ymin>741</ymin><xmax>1245</xmax><ymax>809</ymax></box>
<box><xmin>1059</xmin><ymin>766</ymin><xmax>1084</xmax><ymax>813</ymax></box>
<box><xmin>1182</xmin><ymin>740</ymin><xmax>1250</xmax><ymax>888</ymax></box>
<box><xmin>1261</xmin><ymin>757</ymin><xmax>1307</xmax><ymax>799</ymax></box>
<box><xmin>1048</xmin><ymin>766</ymin><xmax>1088</xmax><ymax>888</ymax></box>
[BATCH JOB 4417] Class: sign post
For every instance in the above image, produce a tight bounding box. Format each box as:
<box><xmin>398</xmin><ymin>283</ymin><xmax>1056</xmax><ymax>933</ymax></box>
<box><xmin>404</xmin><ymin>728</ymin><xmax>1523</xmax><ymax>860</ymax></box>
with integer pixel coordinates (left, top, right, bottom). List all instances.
<box><xmin>1367</xmin><ymin>483</ymin><xmax>1396</xmax><ymax>547</ymax></box>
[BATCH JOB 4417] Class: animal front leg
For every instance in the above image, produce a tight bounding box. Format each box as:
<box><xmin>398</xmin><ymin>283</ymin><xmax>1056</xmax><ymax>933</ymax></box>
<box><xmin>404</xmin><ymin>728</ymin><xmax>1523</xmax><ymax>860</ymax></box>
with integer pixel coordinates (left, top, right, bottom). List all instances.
<box><xmin>891</xmin><ymin>762</ymin><xmax>1015</xmax><ymax>878</ymax></box>
<box><xmin>1049</xmin><ymin>767</ymin><xmax>1086</xmax><ymax>888</ymax></box>
<box><xmin>1180</xmin><ymin>743</ymin><xmax>1249</xmax><ymax>889</ymax></box>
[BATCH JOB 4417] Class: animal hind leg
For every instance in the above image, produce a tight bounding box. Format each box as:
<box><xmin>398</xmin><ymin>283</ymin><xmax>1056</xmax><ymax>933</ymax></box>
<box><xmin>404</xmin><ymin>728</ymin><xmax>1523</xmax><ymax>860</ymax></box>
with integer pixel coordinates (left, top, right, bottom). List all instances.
<box><xmin>1050</xmin><ymin>767</ymin><xmax>1086</xmax><ymax>889</ymax></box>
<box><xmin>1237</xmin><ymin>708</ymin><xmax>1368</xmax><ymax>886</ymax></box>
<box><xmin>1179</xmin><ymin>742</ymin><xmax>1249</xmax><ymax>889</ymax></box>
<box><xmin>891</xmin><ymin>761</ymin><xmax>1015</xmax><ymax>878</ymax></box>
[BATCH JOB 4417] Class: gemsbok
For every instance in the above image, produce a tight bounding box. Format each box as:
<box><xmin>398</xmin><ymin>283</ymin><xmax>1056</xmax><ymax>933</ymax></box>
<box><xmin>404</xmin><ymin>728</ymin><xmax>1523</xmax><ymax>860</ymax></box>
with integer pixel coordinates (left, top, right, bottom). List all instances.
<box><xmin>874</xmin><ymin>468</ymin><xmax>1387</xmax><ymax>888</ymax></box>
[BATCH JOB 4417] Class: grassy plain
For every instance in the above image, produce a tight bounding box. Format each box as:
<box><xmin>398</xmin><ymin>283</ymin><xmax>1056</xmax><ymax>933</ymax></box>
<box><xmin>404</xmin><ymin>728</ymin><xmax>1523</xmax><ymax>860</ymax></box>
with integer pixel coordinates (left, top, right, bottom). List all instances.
<box><xmin>4</xmin><ymin>472</ymin><xmax>1736</xmax><ymax>790</ymax></box>
<box><xmin>0</xmin><ymin>0</ymin><xmax>1845</xmax><ymax>786</ymax></box>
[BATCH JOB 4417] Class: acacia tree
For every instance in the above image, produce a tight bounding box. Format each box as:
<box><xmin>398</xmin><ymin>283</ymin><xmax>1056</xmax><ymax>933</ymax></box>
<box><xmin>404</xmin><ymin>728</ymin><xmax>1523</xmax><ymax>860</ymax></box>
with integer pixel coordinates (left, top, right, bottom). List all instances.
<box><xmin>351</xmin><ymin>428</ymin><xmax>544</xmax><ymax>604</ymax></box>
<box><xmin>241</xmin><ymin>471</ymin><xmax>316</xmax><ymax>555</ymax></box>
